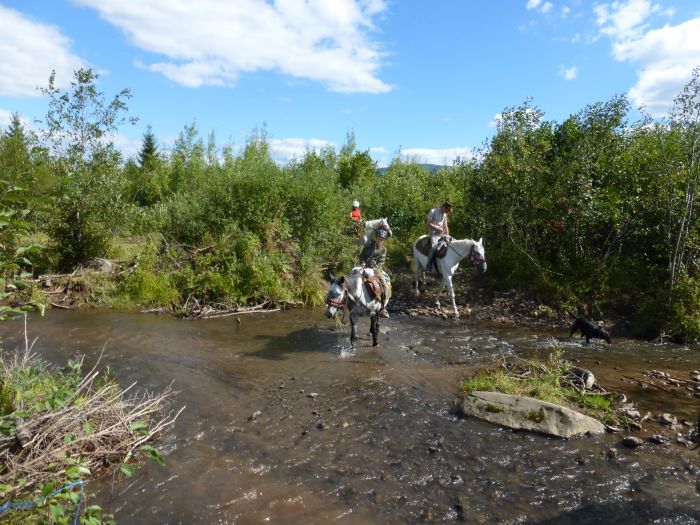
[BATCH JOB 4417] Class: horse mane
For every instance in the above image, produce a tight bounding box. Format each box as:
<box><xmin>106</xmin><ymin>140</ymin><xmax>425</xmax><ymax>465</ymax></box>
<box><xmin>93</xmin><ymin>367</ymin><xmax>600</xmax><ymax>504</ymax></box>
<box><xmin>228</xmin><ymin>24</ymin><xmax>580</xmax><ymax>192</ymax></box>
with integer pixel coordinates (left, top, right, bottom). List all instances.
<box><xmin>450</xmin><ymin>238</ymin><xmax>476</xmax><ymax>248</ymax></box>
<box><xmin>364</xmin><ymin>218</ymin><xmax>386</xmax><ymax>228</ymax></box>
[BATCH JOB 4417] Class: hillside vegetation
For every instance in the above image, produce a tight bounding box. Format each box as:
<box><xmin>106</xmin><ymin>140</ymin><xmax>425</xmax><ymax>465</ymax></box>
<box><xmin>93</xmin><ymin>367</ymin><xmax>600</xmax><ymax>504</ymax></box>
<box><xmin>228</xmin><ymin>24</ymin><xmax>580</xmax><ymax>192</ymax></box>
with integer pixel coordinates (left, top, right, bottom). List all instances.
<box><xmin>1</xmin><ymin>68</ymin><xmax>699</xmax><ymax>341</ymax></box>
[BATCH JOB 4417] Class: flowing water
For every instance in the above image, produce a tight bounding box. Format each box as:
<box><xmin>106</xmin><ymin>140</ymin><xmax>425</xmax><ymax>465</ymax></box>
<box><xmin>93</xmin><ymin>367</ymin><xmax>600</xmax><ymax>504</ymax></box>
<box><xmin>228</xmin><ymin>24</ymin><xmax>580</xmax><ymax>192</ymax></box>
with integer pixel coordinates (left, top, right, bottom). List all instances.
<box><xmin>1</xmin><ymin>310</ymin><xmax>699</xmax><ymax>524</ymax></box>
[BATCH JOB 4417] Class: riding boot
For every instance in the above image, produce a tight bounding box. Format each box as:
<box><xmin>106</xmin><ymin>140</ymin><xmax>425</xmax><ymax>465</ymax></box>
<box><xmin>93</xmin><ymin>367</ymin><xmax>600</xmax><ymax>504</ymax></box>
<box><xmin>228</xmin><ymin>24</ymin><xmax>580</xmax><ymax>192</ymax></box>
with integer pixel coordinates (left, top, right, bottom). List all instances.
<box><xmin>379</xmin><ymin>292</ymin><xmax>389</xmax><ymax>318</ymax></box>
<box><xmin>427</xmin><ymin>247</ymin><xmax>436</xmax><ymax>274</ymax></box>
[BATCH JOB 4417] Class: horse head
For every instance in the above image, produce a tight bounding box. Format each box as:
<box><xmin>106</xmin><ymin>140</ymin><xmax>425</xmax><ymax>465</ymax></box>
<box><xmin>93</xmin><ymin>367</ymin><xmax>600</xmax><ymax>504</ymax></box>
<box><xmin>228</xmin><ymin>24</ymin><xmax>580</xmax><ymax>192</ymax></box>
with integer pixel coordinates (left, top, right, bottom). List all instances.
<box><xmin>379</xmin><ymin>218</ymin><xmax>393</xmax><ymax>238</ymax></box>
<box><xmin>325</xmin><ymin>276</ymin><xmax>347</xmax><ymax>319</ymax></box>
<box><xmin>469</xmin><ymin>237</ymin><xmax>487</xmax><ymax>273</ymax></box>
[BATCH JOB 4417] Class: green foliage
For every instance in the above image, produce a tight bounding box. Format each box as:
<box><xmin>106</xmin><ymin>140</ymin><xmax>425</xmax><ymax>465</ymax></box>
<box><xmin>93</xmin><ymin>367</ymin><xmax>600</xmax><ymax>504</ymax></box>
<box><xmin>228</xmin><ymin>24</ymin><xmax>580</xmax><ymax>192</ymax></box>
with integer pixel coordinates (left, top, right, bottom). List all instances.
<box><xmin>119</xmin><ymin>269</ymin><xmax>180</xmax><ymax>307</ymax></box>
<box><xmin>2</xmin><ymin>65</ymin><xmax>700</xmax><ymax>338</ymax></box>
<box><xmin>667</xmin><ymin>273</ymin><xmax>700</xmax><ymax>342</ymax></box>
<box><xmin>460</xmin><ymin>348</ymin><xmax>619</xmax><ymax>425</ymax></box>
<box><xmin>337</xmin><ymin>131</ymin><xmax>377</xmax><ymax>189</ymax></box>
<box><xmin>0</xmin><ymin>117</ymin><xmax>46</xmax><ymax>317</ymax></box>
<box><xmin>38</xmin><ymin>69</ymin><xmax>136</xmax><ymax>270</ymax></box>
<box><xmin>455</xmin><ymin>88</ymin><xmax>700</xmax><ymax>340</ymax></box>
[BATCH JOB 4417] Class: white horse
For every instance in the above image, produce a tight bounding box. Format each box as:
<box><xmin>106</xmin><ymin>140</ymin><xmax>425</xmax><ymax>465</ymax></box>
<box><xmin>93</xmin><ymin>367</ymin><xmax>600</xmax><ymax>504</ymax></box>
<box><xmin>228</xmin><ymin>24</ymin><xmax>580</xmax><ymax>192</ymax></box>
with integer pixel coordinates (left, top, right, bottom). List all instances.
<box><xmin>360</xmin><ymin>218</ymin><xmax>392</xmax><ymax>244</ymax></box>
<box><xmin>326</xmin><ymin>267</ymin><xmax>391</xmax><ymax>348</ymax></box>
<box><xmin>412</xmin><ymin>236</ymin><xmax>487</xmax><ymax>318</ymax></box>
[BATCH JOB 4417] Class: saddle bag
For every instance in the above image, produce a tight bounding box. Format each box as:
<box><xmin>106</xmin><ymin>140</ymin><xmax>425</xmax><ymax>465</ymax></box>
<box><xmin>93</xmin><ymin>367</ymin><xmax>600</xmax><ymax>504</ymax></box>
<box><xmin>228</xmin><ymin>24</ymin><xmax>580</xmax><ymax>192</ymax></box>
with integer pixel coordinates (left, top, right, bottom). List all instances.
<box><xmin>435</xmin><ymin>236</ymin><xmax>451</xmax><ymax>258</ymax></box>
<box><xmin>363</xmin><ymin>275</ymin><xmax>383</xmax><ymax>301</ymax></box>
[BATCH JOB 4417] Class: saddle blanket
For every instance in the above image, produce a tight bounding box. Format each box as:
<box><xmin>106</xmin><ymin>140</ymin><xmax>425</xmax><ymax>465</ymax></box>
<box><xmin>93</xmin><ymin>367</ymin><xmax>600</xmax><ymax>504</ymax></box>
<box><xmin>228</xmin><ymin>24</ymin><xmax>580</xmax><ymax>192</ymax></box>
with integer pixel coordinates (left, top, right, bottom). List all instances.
<box><xmin>415</xmin><ymin>236</ymin><xmax>450</xmax><ymax>258</ymax></box>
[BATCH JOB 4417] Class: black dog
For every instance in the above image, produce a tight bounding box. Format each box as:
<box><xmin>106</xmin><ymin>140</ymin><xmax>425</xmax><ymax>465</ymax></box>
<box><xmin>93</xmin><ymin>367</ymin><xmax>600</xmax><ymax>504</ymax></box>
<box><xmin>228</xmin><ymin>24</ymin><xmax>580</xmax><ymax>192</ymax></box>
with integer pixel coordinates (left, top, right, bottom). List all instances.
<box><xmin>570</xmin><ymin>317</ymin><xmax>612</xmax><ymax>344</ymax></box>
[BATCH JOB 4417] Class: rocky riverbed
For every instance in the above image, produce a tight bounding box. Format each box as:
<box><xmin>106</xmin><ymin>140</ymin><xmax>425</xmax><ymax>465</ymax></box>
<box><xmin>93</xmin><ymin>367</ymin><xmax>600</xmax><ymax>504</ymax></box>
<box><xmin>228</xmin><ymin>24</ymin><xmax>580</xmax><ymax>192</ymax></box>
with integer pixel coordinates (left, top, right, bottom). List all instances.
<box><xmin>389</xmin><ymin>271</ymin><xmax>581</xmax><ymax>330</ymax></box>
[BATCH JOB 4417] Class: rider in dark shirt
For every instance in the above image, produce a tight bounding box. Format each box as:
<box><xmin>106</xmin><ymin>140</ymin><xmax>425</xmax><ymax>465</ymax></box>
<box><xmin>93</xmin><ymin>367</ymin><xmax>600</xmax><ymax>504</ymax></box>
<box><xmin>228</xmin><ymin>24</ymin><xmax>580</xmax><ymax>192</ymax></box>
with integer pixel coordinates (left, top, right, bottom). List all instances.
<box><xmin>360</xmin><ymin>229</ymin><xmax>390</xmax><ymax>318</ymax></box>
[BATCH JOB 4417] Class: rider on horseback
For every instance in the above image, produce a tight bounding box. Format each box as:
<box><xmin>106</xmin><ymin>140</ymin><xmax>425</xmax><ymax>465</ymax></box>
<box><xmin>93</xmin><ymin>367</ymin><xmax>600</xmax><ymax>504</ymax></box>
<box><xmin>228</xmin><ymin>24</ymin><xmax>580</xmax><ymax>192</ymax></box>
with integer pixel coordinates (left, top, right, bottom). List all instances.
<box><xmin>359</xmin><ymin>228</ymin><xmax>390</xmax><ymax>319</ymax></box>
<box><xmin>426</xmin><ymin>201</ymin><xmax>452</xmax><ymax>274</ymax></box>
<box><xmin>349</xmin><ymin>199</ymin><xmax>363</xmax><ymax>237</ymax></box>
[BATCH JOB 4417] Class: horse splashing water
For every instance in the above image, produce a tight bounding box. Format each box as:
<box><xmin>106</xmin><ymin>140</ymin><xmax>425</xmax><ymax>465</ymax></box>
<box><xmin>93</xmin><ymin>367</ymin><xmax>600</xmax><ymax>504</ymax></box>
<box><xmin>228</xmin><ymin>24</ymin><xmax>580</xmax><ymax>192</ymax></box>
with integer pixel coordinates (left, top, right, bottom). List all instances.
<box><xmin>326</xmin><ymin>267</ymin><xmax>392</xmax><ymax>348</ymax></box>
<box><xmin>360</xmin><ymin>218</ymin><xmax>392</xmax><ymax>244</ymax></box>
<box><xmin>412</xmin><ymin>235</ymin><xmax>487</xmax><ymax>318</ymax></box>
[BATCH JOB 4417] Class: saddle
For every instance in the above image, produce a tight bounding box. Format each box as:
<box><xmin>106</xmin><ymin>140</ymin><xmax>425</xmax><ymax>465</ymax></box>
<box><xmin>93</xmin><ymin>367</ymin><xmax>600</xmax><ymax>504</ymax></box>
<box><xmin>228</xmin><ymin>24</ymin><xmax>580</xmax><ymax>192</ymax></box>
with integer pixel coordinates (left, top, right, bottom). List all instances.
<box><xmin>363</xmin><ymin>274</ymin><xmax>385</xmax><ymax>301</ymax></box>
<box><xmin>352</xmin><ymin>220</ymin><xmax>364</xmax><ymax>237</ymax></box>
<box><xmin>415</xmin><ymin>235</ymin><xmax>451</xmax><ymax>258</ymax></box>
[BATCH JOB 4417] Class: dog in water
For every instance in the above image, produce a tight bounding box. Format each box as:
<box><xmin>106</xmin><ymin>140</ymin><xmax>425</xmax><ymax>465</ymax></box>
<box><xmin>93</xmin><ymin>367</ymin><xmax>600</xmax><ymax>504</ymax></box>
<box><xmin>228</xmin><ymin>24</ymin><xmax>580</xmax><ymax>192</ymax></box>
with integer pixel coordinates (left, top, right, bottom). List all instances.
<box><xmin>570</xmin><ymin>317</ymin><xmax>612</xmax><ymax>344</ymax></box>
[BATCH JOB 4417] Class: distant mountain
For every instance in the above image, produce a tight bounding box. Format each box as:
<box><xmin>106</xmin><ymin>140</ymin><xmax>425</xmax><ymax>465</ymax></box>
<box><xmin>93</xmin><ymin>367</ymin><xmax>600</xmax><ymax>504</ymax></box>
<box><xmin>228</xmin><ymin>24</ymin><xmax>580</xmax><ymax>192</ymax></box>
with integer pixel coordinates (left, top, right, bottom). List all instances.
<box><xmin>376</xmin><ymin>163</ymin><xmax>447</xmax><ymax>174</ymax></box>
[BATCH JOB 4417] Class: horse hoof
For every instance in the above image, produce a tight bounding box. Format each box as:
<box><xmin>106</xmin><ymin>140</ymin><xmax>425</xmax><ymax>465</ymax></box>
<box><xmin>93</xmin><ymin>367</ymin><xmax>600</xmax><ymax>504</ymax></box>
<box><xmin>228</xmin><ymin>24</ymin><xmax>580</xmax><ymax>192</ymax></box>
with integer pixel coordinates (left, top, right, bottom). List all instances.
<box><xmin>372</xmin><ymin>342</ymin><xmax>378</xmax><ymax>347</ymax></box>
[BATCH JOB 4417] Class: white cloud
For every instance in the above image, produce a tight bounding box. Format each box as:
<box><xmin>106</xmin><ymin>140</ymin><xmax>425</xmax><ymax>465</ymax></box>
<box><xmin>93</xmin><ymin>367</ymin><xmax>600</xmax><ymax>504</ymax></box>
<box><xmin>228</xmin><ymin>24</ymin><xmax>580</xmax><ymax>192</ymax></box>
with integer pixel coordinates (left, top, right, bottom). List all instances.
<box><xmin>268</xmin><ymin>137</ymin><xmax>335</xmax><ymax>164</ymax></box>
<box><xmin>560</xmin><ymin>65</ymin><xmax>578</xmax><ymax>80</ymax></box>
<box><xmin>0</xmin><ymin>109</ymin><xmax>37</xmax><ymax>134</ymax></box>
<box><xmin>74</xmin><ymin>0</ymin><xmax>391</xmax><ymax>94</ymax></box>
<box><xmin>0</xmin><ymin>5</ymin><xmax>85</xmax><ymax>98</ymax></box>
<box><xmin>400</xmin><ymin>147</ymin><xmax>473</xmax><ymax>165</ymax></box>
<box><xmin>595</xmin><ymin>1</ymin><xmax>700</xmax><ymax>115</ymax></box>
<box><xmin>0</xmin><ymin>109</ymin><xmax>13</xmax><ymax>129</ymax></box>
<box><xmin>594</xmin><ymin>0</ymin><xmax>660</xmax><ymax>40</ymax></box>
<box><xmin>109</xmin><ymin>131</ymin><xmax>143</xmax><ymax>159</ymax></box>
<box><xmin>526</xmin><ymin>0</ymin><xmax>553</xmax><ymax>14</ymax></box>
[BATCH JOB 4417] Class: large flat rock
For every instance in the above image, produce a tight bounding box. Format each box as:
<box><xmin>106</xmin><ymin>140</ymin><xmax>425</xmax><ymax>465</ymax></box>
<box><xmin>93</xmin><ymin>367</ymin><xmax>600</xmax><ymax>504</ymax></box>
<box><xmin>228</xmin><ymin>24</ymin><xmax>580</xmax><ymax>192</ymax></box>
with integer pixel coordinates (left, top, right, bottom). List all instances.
<box><xmin>460</xmin><ymin>391</ymin><xmax>606</xmax><ymax>438</ymax></box>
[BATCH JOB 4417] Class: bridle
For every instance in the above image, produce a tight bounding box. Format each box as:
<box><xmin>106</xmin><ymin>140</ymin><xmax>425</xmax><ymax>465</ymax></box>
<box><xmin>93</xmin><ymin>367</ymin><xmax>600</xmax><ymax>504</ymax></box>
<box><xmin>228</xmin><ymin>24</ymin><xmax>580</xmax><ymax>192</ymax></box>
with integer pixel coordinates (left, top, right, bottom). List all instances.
<box><xmin>368</xmin><ymin>219</ymin><xmax>392</xmax><ymax>238</ymax></box>
<box><xmin>446</xmin><ymin>240</ymin><xmax>486</xmax><ymax>267</ymax></box>
<box><xmin>469</xmin><ymin>244</ymin><xmax>486</xmax><ymax>266</ymax></box>
<box><xmin>326</xmin><ymin>281</ymin><xmax>349</xmax><ymax>321</ymax></box>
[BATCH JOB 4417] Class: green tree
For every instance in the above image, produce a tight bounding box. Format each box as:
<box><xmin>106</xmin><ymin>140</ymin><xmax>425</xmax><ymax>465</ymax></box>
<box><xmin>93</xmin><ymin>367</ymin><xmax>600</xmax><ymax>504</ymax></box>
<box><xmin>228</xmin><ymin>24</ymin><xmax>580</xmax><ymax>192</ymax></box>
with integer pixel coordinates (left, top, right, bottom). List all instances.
<box><xmin>667</xmin><ymin>67</ymin><xmax>700</xmax><ymax>294</ymax></box>
<box><xmin>39</xmin><ymin>68</ymin><xmax>136</xmax><ymax>269</ymax></box>
<box><xmin>128</xmin><ymin>125</ymin><xmax>169</xmax><ymax>206</ymax></box>
<box><xmin>138</xmin><ymin>125</ymin><xmax>159</xmax><ymax>169</ymax></box>
<box><xmin>337</xmin><ymin>131</ymin><xmax>377</xmax><ymax>189</ymax></box>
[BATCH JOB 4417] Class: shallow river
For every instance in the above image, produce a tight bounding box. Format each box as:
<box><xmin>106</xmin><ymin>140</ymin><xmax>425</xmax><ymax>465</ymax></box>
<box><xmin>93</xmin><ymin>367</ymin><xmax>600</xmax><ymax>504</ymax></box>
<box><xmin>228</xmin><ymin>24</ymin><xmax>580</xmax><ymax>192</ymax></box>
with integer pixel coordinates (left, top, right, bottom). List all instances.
<box><xmin>1</xmin><ymin>309</ymin><xmax>699</xmax><ymax>524</ymax></box>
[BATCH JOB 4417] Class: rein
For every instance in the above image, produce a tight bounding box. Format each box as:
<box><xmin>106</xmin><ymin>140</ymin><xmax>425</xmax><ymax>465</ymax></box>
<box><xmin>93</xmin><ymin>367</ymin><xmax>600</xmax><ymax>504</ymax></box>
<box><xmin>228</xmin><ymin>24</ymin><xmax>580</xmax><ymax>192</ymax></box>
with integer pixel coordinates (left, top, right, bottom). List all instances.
<box><xmin>326</xmin><ymin>281</ymin><xmax>349</xmax><ymax>322</ymax></box>
<box><xmin>469</xmin><ymin>244</ymin><xmax>486</xmax><ymax>266</ymax></box>
<box><xmin>366</xmin><ymin>219</ymin><xmax>392</xmax><ymax>237</ymax></box>
<box><xmin>446</xmin><ymin>241</ymin><xmax>486</xmax><ymax>266</ymax></box>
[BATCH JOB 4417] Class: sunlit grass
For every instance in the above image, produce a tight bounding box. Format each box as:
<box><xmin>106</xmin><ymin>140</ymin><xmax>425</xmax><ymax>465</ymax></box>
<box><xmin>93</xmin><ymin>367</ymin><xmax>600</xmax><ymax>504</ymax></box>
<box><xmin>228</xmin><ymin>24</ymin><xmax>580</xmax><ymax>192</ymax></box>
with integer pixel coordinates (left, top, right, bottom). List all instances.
<box><xmin>460</xmin><ymin>348</ymin><xmax>621</xmax><ymax>426</ymax></box>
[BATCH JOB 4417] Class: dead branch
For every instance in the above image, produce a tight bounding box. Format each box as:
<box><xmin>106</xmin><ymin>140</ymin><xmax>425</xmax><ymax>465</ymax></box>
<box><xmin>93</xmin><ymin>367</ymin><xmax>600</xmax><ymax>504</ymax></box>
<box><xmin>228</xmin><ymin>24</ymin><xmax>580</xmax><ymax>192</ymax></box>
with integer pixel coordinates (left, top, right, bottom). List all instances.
<box><xmin>0</xmin><ymin>338</ymin><xmax>183</xmax><ymax>499</ymax></box>
<box><xmin>50</xmin><ymin>302</ymin><xmax>72</xmax><ymax>309</ymax></box>
<box><xmin>622</xmin><ymin>375</ymin><xmax>674</xmax><ymax>393</ymax></box>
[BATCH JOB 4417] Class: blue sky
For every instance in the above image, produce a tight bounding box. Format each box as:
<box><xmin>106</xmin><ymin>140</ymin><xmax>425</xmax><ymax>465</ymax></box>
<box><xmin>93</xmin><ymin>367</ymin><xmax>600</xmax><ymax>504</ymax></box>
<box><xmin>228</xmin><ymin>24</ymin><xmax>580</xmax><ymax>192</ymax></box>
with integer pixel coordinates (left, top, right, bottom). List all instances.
<box><xmin>1</xmin><ymin>0</ymin><xmax>699</xmax><ymax>166</ymax></box>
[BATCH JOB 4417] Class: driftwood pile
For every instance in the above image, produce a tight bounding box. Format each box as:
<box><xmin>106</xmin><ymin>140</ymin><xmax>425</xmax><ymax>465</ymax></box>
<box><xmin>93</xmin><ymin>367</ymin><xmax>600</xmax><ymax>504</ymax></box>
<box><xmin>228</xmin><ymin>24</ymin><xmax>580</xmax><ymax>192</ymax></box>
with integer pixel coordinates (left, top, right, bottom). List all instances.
<box><xmin>163</xmin><ymin>297</ymin><xmax>281</xmax><ymax>319</ymax></box>
<box><xmin>30</xmin><ymin>255</ymin><xmax>286</xmax><ymax>318</ymax></box>
<box><xmin>0</xmin><ymin>333</ymin><xmax>183</xmax><ymax>500</ymax></box>
<box><xmin>621</xmin><ymin>369</ymin><xmax>700</xmax><ymax>398</ymax></box>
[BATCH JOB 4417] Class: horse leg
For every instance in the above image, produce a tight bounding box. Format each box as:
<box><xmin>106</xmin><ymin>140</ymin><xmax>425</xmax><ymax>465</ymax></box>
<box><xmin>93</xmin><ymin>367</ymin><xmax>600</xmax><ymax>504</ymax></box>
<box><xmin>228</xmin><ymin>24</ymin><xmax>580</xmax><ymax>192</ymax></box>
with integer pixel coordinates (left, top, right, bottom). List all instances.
<box><xmin>435</xmin><ymin>267</ymin><xmax>445</xmax><ymax>308</ymax></box>
<box><xmin>414</xmin><ymin>257</ymin><xmax>421</xmax><ymax>297</ymax></box>
<box><xmin>370</xmin><ymin>314</ymin><xmax>379</xmax><ymax>347</ymax></box>
<box><xmin>350</xmin><ymin>312</ymin><xmax>358</xmax><ymax>348</ymax></box>
<box><xmin>446</xmin><ymin>276</ymin><xmax>458</xmax><ymax>318</ymax></box>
